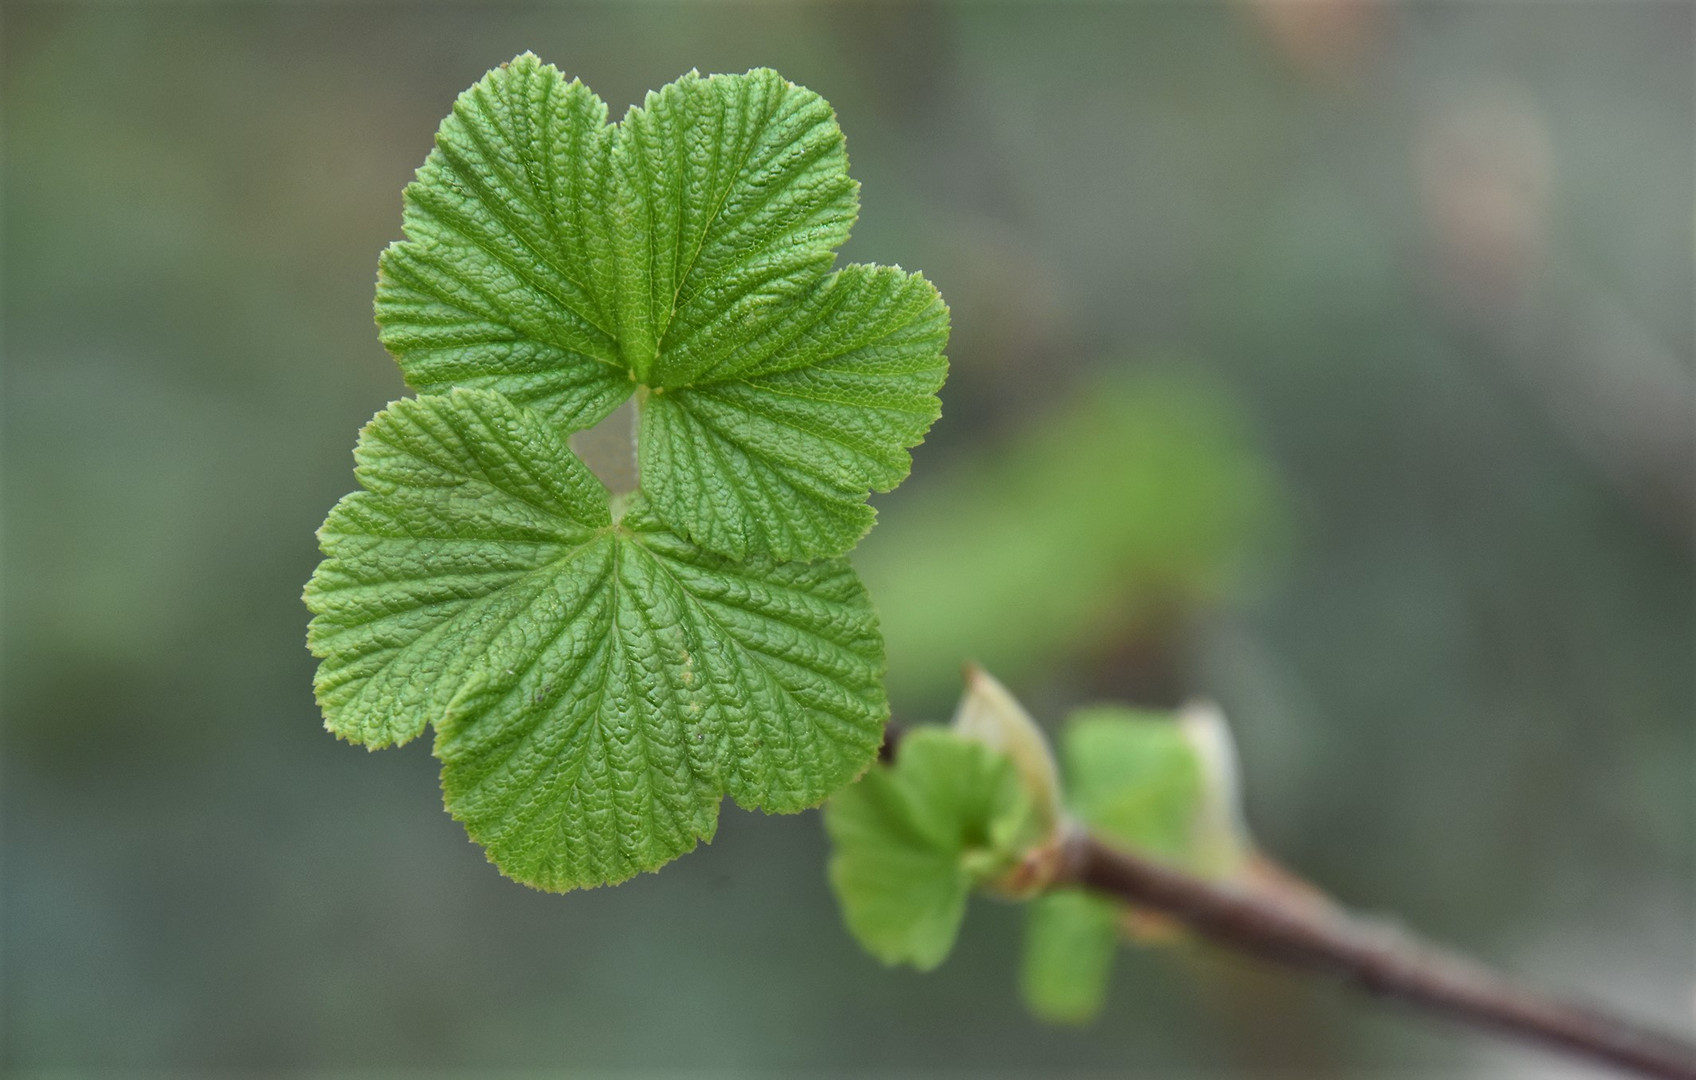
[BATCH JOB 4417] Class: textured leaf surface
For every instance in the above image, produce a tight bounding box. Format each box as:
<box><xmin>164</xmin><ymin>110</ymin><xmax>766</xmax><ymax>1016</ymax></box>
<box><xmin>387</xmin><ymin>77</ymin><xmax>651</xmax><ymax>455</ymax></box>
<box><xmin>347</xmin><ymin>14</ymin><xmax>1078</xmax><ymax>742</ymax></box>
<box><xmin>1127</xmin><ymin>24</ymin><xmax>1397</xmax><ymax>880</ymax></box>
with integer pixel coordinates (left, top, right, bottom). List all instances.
<box><xmin>605</xmin><ymin>67</ymin><xmax>856</xmax><ymax>387</ymax></box>
<box><xmin>823</xmin><ymin>729</ymin><xmax>1035</xmax><ymax>970</ymax></box>
<box><xmin>642</xmin><ymin>266</ymin><xmax>947</xmax><ymax>560</ymax></box>
<box><xmin>376</xmin><ymin>56</ymin><xmax>629</xmax><ymax>432</ymax></box>
<box><xmin>376</xmin><ymin>55</ymin><xmax>947</xmax><ymax>560</ymax></box>
<box><xmin>1021</xmin><ymin>889</ymin><xmax>1120</xmax><ymax>1025</ymax></box>
<box><xmin>305</xmin><ymin>389</ymin><xmax>886</xmax><ymax>890</ymax></box>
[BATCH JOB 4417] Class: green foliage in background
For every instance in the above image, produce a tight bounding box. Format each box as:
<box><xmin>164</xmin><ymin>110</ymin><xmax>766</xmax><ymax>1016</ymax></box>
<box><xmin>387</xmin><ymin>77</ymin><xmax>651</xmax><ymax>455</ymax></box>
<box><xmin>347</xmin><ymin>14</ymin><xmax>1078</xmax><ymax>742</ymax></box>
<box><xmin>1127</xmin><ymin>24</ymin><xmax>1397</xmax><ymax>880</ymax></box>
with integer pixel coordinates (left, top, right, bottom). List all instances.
<box><xmin>857</xmin><ymin>370</ymin><xmax>1284</xmax><ymax>702</ymax></box>
<box><xmin>305</xmin><ymin>56</ymin><xmax>948</xmax><ymax>891</ymax></box>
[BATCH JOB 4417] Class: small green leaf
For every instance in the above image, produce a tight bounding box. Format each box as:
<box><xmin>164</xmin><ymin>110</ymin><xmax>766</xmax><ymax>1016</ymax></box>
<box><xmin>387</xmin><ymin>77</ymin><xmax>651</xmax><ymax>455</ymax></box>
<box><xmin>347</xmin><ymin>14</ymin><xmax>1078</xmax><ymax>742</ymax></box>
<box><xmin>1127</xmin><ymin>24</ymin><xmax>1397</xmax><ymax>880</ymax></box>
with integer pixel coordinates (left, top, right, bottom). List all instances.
<box><xmin>1015</xmin><ymin>706</ymin><xmax>1225</xmax><ymax>1026</ymax></box>
<box><xmin>823</xmin><ymin>729</ymin><xmax>1035</xmax><ymax>970</ymax></box>
<box><xmin>1013</xmin><ymin>707</ymin><xmax>1263</xmax><ymax>1025</ymax></box>
<box><xmin>1063</xmin><ymin>706</ymin><xmax>1206</xmax><ymax>864</ymax></box>
<box><xmin>305</xmin><ymin>388</ymin><xmax>887</xmax><ymax>891</ymax></box>
<box><xmin>1172</xmin><ymin>701</ymin><xmax>1255</xmax><ymax>878</ymax></box>
<box><xmin>376</xmin><ymin>55</ymin><xmax>948</xmax><ymax>561</ymax></box>
<box><xmin>1021</xmin><ymin>889</ymin><xmax>1120</xmax><ymax>1025</ymax></box>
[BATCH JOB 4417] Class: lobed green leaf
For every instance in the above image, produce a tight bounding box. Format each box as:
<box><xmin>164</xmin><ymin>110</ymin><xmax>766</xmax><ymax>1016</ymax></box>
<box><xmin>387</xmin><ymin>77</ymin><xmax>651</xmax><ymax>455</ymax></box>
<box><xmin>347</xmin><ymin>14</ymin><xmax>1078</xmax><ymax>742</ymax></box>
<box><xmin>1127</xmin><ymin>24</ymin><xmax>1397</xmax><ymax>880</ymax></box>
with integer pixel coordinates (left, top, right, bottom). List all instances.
<box><xmin>305</xmin><ymin>389</ymin><xmax>887</xmax><ymax>890</ymax></box>
<box><xmin>606</xmin><ymin>67</ymin><xmax>857</xmax><ymax>388</ymax></box>
<box><xmin>641</xmin><ymin>265</ymin><xmax>947</xmax><ymax>561</ymax></box>
<box><xmin>376</xmin><ymin>54</ymin><xmax>947</xmax><ymax>561</ymax></box>
<box><xmin>376</xmin><ymin>56</ymin><xmax>628</xmax><ymax>432</ymax></box>
<box><xmin>823</xmin><ymin>728</ymin><xmax>1037</xmax><ymax>970</ymax></box>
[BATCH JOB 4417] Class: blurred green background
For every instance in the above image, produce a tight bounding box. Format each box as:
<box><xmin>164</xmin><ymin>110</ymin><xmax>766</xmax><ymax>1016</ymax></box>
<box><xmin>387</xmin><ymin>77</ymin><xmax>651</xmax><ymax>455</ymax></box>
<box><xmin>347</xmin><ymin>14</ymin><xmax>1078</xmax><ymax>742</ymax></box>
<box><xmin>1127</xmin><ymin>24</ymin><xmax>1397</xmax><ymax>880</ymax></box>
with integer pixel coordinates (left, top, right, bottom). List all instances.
<box><xmin>4</xmin><ymin>2</ymin><xmax>1692</xmax><ymax>1076</ymax></box>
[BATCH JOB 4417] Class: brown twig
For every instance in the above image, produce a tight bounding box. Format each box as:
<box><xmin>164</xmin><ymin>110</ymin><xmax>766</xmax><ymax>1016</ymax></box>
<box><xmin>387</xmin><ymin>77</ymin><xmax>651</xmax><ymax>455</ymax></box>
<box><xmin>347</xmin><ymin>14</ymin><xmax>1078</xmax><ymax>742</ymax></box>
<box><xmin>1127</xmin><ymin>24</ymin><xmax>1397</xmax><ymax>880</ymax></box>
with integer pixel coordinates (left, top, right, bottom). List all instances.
<box><xmin>1054</xmin><ymin>831</ymin><xmax>1696</xmax><ymax>1080</ymax></box>
<box><xmin>880</xmin><ymin>721</ymin><xmax>1695</xmax><ymax>1077</ymax></box>
<box><xmin>877</xmin><ymin>719</ymin><xmax>906</xmax><ymax>763</ymax></box>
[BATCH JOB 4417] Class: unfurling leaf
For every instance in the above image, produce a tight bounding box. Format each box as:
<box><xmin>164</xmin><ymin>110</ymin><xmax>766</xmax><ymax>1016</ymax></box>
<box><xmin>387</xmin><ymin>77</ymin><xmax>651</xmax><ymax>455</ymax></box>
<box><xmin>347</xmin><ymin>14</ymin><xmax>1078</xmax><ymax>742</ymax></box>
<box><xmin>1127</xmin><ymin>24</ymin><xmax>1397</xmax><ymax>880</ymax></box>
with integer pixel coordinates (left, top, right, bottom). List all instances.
<box><xmin>305</xmin><ymin>389</ymin><xmax>886</xmax><ymax>890</ymax></box>
<box><xmin>950</xmin><ymin>665</ymin><xmax>1065</xmax><ymax>838</ymax></box>
<box><xmin>1062</xmin><ymin>706</ymin><xmax>1208</xmax><ymax>865</ymax></box>
<box><xmin>1017</xmin><ymin>703</ymin><xmax>1255</xmax><ymax>1024</ymax></box>
<box><xmin>376</xmin><ymin>54</ymin><xmax>948</xmax><ymax>561</ymax></box>
<box><xmin>823</xmin><ymin>729</ymin><xmax>1038</xmax><ymax>970</ymax></box>
<box><xmin>1021</xmin><ymin>889</ymin><xmax>1120</xmax><ymax>1025</ymax></box>
<box><xmin>1175</xmin><ymin>700</ymin><xmax>1255</xmax><ymax>877</ymax></box>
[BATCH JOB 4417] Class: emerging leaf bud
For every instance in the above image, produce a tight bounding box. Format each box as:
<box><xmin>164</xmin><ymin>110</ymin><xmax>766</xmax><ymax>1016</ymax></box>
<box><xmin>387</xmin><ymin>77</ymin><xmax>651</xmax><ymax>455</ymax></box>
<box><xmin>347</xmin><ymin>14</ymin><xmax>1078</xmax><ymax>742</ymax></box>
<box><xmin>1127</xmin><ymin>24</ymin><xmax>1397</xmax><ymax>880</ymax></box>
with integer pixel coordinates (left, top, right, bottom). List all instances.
<box><xmin>951</xmin><ymin>665</ymin><xmax>1066</xmax><ymax>841</ymax></box>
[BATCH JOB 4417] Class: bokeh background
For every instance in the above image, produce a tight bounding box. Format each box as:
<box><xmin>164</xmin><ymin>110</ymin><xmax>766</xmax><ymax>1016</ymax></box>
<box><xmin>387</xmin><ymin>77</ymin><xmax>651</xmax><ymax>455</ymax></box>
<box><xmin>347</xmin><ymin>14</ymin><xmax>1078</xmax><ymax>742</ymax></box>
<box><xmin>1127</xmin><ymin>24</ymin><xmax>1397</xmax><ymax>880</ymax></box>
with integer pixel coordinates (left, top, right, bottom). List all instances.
<box><xmin>4</xmin><ymin>2</ymin><xmax>1692</xmax><ymax>1076</ymax></box>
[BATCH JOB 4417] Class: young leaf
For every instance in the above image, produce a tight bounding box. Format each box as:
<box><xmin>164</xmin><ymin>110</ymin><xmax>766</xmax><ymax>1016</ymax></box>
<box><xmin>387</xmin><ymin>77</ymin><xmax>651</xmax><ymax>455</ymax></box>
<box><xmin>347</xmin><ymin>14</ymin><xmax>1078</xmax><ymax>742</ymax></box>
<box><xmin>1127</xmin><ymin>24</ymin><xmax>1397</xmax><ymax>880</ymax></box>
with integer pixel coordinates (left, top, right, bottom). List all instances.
<box><xmin>1020</xmin><ymin>889</ymin><xmax>1120</xmax><ymax>1025</ymax></box>
<box><xmin>1063</xmin><ymin>706</ymin><xmax>1207</xmax><ymax>864</ymax></box>
<box><xmin>1065</xmin><ymin>703</ymin><xmax>1254</xmax><ymax>876</ymax></box>
<box><xmin>603</xmin><ymin>67</ymin><xmax>856</xmax><ymax>387</ymax></box>
<box><xmin>304</xmin><ymin>388</ymin><xmax>887</xmax><ymax>891</ymax></box>
<box><xmin>376</xmin><ymin>54</ymin><xmax>948</xmax><ymax>561</ymax></box>
<box><xmin>823</xmin><ymin>729</ymin><xmax>1036</xmax><ymax>970</ymax></box>
<box><xmin>1175</xmin><ymin>700</ymin><xmax>1255</xmax><ymax>878</ymax></box>
<box><xmin>1016</xmin><ymin>704</ymin><xmax>1250</xmax><ymax>1025</ymax></box>
<box><xmin>949</xmin><ymin>664</ymin><xmax>1065</xmax><ymax>839</ymax></box>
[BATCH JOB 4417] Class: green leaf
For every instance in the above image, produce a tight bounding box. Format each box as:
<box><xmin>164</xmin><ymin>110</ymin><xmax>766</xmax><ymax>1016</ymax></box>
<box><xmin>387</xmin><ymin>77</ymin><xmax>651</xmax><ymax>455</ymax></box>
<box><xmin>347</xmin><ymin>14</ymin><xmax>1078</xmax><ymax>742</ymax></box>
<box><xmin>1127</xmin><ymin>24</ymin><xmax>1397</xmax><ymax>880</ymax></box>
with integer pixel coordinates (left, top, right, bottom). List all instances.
<box><xmin>1169</xmin><ymin>701</ymin><xmax>1256</xmax><ymax>878</ymax></box>
<box><xmin>639</xmin><ymin>265</ymin><xmax>947</xmax><ymax>561</ymax></box>
<box><xmin>1012</xmin><ymin>709</ymin><xmax>1206</xmax><ymax>1027</ymax></box>
<box><xmin>949</xmin><ymin>664</ymin><xmax>1064</xmax><ymax>839</ymax></box>
<box><xmin>1021</xmin><ymin>889</ymin><xmax>1120</xmax><ymax>1025</ymax></box>
<box><xmin>1016</xmin><ymin>706</ymin><xmax>1259</xmax><ymax>1025</ymax></box>
<box><xmin>375</xmin><ymin>54</ymin><xmax>629</xmax><ymax>432</ymax></box>
<box><xmin>376</xmin><ymin>55</ymin><xmax>948</xmax><ymax>561</ymax></box>
<box><xmin>1062</xmin><ymin>706</ymin><xmax>1206</xmax><ymax>864</ymax></box>
<box><xmin>304</xmin><ymin>388</ymin><xmax>887</xmax><ymax>891</ymax></box>
<box><xmin>604</xmin><ymin>67</ymin><xmax>856</xmax><ymax>388</ymax></box>
<box><xmin>823</xmin><ymin>728</ymin><xmax>1035</xmax><ymax>970</ymax></box>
